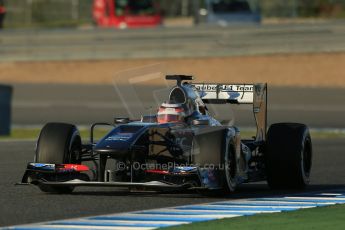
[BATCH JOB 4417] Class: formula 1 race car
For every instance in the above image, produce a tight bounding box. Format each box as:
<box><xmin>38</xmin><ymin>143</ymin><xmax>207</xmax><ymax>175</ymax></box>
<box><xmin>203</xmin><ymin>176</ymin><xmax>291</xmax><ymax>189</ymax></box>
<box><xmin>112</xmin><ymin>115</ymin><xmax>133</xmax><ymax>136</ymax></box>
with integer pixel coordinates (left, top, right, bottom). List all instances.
<box><xmin>20</xmin><ymin>75</ymin><xmax>313</xmax><ymax>194</ymax></box>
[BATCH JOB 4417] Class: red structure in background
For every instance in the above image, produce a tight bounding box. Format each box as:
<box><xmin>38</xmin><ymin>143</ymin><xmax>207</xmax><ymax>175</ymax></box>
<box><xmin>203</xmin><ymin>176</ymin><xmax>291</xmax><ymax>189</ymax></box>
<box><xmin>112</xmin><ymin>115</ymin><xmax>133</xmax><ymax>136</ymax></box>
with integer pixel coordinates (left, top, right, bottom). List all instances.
<box><xmin>0</xmin><ymin>0</ymin><xmax>6</xmax><ymax>29</ymax></box>
<box><xmin>93</xmin><ymin>0</ymin><xmax>162</xmax><ymax>29</ymax></box>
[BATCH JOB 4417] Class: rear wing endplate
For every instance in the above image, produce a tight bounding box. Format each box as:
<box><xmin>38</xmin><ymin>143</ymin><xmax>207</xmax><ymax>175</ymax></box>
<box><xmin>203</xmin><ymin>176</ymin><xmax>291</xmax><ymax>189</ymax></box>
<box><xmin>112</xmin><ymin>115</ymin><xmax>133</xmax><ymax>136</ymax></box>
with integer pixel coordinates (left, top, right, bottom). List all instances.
<box><xmin>192</xmin><ymin>83</ymin><xmax>267</xmax><ymax>141</ymax></box>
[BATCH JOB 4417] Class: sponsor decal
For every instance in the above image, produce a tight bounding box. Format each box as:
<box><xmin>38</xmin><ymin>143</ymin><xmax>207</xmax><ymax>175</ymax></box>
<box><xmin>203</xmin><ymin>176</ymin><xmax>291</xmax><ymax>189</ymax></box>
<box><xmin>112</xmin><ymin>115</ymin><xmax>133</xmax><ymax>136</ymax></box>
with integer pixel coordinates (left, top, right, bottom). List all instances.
<box><xmin>227</xmin><ymin>91</ymin><xmax>241</xmax><ymax>99</ymax></box>
<box><xmin>27</xmin><ymin>163</ymin><xmax>89</xmax><ymax>173</ymax></box>
<box><xmin>56</xmin><ymin>164</ymin><xmax>89</xmax><ymax>172</ymax></box>
<box><xmin>28</xmin><ymin>163</ymin><xmax>55</xmax><ymax>171</ymax></box>
<box><xmin>194</xmin><ymin>84</ymin><xmax>253</xmax><ymax>92</ymax></box>
<box><xmin>106</xmin><ymin>133</ymin><xmax>133</xmax><ymax>141</ymax></box>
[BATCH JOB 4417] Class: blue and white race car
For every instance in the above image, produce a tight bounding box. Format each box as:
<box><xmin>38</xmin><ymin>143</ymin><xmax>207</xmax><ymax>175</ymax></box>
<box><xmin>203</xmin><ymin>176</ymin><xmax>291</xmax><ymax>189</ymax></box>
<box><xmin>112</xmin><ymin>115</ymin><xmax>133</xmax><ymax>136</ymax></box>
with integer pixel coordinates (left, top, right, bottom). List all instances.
<box><xmin>21</xmin><ymin>75</ymin><xmax>313</xmax><ymax>195</ymax></box>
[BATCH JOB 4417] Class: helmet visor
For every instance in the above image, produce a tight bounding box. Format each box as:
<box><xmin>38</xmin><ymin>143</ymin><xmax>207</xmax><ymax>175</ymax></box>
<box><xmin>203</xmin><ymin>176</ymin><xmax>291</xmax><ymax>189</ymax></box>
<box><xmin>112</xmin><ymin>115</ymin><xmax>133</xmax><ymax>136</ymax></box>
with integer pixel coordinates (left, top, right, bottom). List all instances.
<box><xmin>157</xmin><ymin>114</ymin><xmax>182</xmax><ymax>123</ymax></box>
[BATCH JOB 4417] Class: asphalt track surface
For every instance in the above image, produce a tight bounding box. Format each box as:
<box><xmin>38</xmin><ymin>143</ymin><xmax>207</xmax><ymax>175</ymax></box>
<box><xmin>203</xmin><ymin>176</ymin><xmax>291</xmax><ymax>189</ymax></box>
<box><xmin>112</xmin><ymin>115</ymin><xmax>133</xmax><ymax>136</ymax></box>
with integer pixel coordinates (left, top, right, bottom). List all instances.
<box><xmin>0</xmin><ymin>138</ymin><xmax>344</xmax><ymax>227</ymax></box>
<box><xmin>1</xmin><ymin>22</ymin><xmax>345</xmax><ymax>61</ymax></box>
<box><xmin>11</xmin><ymin>84</ymin><xmax>345</xmax><ymax>128</ymax></box>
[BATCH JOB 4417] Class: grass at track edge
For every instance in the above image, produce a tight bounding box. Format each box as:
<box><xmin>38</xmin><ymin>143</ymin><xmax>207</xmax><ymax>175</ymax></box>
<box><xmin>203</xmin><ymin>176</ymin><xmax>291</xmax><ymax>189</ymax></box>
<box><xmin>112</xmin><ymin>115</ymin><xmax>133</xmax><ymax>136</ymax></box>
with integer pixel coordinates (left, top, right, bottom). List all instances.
<box><xmin>0</xmin><ymin>128</ymin><xmax>110</xmax><ymax>141</ymax></box>
<box><xmin>161</xmin><ymin>204</ymin><xmax>345</xmax><ymax>230</ymax></box>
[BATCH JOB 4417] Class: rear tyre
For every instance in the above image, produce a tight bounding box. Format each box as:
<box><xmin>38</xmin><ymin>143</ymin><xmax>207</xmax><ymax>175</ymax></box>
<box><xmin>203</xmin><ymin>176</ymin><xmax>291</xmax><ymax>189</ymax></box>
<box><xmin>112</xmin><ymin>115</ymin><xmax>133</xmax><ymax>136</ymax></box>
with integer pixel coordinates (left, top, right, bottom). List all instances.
<box><xmin>265</xmin><ymin>123</ymin><xmax>312</xmax><ymax>189</ymax></box>
<box><xmin>35</xmin><ymin>122</ymin><xmax>82</xmax><ymax>193</ymax></box>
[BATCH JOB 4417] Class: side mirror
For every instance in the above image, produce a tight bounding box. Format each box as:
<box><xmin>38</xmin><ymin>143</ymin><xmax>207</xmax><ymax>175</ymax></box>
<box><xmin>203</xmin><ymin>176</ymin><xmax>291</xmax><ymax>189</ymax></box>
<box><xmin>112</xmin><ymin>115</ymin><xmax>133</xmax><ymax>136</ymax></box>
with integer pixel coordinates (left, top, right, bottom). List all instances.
<box><xmin>114</xmin><ymin>117</ymin><xmax>130</xmax><ymax>124</ymax></box>
<box><xmin>192</xmin><ymin>119</ymin><xmax>209</xmax><ymax>126</ymax></box>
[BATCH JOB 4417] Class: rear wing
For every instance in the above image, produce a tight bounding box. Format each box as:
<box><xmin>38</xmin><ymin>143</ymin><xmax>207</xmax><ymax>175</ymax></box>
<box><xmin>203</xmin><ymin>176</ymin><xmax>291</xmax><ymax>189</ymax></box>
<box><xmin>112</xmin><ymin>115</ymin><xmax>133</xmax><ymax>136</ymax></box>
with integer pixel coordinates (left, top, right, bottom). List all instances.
<box><xmin>192</xmin><ymin>83</ymin><xmax>255</xmax><ymax>104</ymax></box>
<box><xmin>191</xmin><ymin>83</ymin><xmax>267</xmax><ymax>141</ymax></box>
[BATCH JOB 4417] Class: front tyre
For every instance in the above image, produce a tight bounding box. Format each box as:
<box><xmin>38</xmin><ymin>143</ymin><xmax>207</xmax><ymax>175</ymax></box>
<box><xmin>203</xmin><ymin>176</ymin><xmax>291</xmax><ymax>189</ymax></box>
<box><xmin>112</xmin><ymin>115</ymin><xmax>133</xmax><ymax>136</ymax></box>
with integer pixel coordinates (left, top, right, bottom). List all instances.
<box><xmin>35</xmin><ymin>122</ymin><xmax>82</xmax><ymax>193</ymax></box>
<box><xmin>222</xmin><ymin>139</ymin><xmax>237</xmax><ymax>193</ymax></box>
<box><xmin>199</xmin><ymin>133</ymin><xmax>237</xmax><ymax>197</ymax></box>
<box><xmin>265</xmin><ymin>123</ymin><xmax>312</xmax><ymax>189</ymax></box>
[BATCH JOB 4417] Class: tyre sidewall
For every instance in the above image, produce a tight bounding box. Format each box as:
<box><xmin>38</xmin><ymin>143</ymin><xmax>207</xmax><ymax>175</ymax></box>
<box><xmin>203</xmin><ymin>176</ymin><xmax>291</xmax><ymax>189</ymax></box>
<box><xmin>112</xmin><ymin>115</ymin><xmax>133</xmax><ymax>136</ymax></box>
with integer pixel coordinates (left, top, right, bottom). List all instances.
<box><xmin>35</xmin><ymin>123</ymin><xmax>81</xmax><ymax>164</ymax></box>
<box><xmin>222</xmin><ymin>130</ymin><xmax>237</xmax><ymax>193</ymax></box>
<box><xmin>265</xmin><ymin>123</ymin><xmax>312</xmax><ymax>189</ymax></box>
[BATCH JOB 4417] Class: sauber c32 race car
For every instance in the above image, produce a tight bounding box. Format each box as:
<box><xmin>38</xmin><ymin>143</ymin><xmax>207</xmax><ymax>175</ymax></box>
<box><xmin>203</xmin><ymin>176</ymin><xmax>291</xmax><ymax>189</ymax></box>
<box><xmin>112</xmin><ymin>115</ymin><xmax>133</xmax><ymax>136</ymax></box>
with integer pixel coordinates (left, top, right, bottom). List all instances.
<box><xmin>20</xmin><ymin>75</ymin><xmax>313</xmax><ymax>194</ymax></box>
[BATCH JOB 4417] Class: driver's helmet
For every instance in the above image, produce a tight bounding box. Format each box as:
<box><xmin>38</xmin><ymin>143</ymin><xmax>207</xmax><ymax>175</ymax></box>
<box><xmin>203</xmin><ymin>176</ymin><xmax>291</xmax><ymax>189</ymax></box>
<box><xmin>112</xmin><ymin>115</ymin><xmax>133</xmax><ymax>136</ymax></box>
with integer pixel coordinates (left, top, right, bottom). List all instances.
<box><xmin>157</xmin><ymin>102</ymin><xmax>186</xmax><ymax>123</ymax></box>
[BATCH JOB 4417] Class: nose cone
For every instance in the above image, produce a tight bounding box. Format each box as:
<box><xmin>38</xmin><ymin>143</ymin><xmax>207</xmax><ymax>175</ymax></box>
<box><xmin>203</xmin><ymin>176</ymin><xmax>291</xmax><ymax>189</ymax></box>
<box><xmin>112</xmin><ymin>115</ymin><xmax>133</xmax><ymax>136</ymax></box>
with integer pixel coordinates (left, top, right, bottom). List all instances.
<box><xmin>94</xmin><ymin>134</ymin><xmax>134</xmax><ymax>153</ymax></box>
<box><xmin>93</xmin><ymin>124</ymin><xmax>146</xmax><ymax>156</ymax></box>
